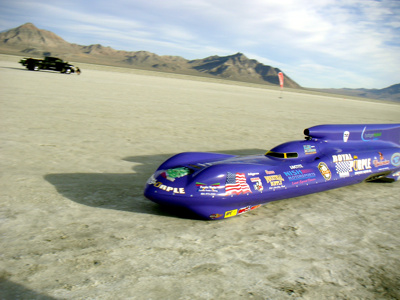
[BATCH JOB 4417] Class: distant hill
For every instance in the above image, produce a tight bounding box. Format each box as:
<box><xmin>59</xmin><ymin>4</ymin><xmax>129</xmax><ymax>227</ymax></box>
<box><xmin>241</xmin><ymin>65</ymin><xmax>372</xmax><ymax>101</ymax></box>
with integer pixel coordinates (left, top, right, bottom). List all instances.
<box><xmin>0</xmin><ymin>23</ymin><xmax>301</xmax><ymax>88</ymax></box>
<box><xmin>189</xmin><ymin>53</ymin><xmax>286</xmax><ymax>86</ymax></box>
<box><xmin>313</xmin><ymin>84</ymin><xmax>400</xmax><ymax>102</ymax></box>
<box><xmin>0</xmin><ymin>22</ymin><xmax>72</xmax><ymax>49</ymax></box>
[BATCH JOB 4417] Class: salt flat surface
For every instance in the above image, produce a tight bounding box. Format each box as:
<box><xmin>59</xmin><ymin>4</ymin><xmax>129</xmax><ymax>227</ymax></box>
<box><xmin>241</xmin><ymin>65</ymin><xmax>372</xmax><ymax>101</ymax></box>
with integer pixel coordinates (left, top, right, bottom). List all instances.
<box><xmin>1</xmin><ymin>56</ymin><xmax>399</xmax><ymax>299</ymax></box>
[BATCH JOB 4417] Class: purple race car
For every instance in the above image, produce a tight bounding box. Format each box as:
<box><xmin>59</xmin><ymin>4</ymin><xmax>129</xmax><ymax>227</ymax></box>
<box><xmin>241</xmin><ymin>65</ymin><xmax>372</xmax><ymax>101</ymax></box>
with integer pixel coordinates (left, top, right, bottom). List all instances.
<box><xmin>144</xmin><ymin>124</ymin><xmax>400</xmax><ymax>220</ymax></box>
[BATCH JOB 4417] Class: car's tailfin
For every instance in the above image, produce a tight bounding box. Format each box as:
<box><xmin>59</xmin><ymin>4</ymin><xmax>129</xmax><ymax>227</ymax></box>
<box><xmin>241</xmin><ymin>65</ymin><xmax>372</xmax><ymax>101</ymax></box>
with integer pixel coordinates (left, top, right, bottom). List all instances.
<box><xmin>304</xmin><ymin>124</ymin><xmax>400</xmax><ymax>146</ymax></box>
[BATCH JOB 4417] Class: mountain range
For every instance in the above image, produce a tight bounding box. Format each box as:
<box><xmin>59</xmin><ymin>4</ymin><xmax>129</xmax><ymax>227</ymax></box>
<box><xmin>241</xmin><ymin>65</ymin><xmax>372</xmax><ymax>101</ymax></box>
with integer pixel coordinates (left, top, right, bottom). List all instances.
<box><xmin>1</xmin><ymin>23</ymin><xmax>399</xmax><ymax>101</ymax></box>
<box><xmin>312</xmin><ymin>85</ymin><xmax>400</xmax><ymax>102</ymax></box>
<box><xmin>0</xmin><ymin>23</ymin><xmax>300</xmax><ymax>88</ymax></box>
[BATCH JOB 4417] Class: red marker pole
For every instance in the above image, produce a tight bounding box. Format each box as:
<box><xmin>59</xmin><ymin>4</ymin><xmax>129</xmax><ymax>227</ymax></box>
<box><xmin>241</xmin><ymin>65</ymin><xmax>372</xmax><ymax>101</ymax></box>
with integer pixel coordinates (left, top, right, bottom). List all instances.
<box><xmin>278</xmin><ymin>72</ymin><xmax>284</xmax><ymax>98</ymax></box>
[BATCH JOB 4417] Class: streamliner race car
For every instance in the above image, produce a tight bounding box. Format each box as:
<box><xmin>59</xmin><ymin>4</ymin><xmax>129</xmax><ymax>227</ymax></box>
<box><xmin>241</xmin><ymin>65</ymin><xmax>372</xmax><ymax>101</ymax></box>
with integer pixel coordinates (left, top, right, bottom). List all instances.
<box><xmin>144</xmin><ymin>124</ymin><xmax>400</xmax><ymax>220</ymax></box>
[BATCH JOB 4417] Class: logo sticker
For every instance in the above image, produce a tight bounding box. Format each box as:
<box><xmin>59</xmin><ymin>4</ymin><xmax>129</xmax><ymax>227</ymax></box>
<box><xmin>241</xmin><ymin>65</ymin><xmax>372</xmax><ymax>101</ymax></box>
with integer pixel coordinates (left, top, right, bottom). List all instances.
<box><xmin>238</xmin><ymin>206</ymin><xmax>251</xmax><ymax>214</ymax></box>
<box><xmin>332</xmin><ymin>154</ymin><xmax>372</xmax><ymax>177</ymax></box>
<box><xmin>224</xmin><ymin>209</ymin><xmax>238</xmax><ymax>218</ymax></box>
<box><xmin>209</xmin><ymin>214</ymin><xmax>223</xmax><ymax>219</ymax></box>
<box><xmin>303</xmin><ymin>145</ymin><xmax>317</xmax><ymax>155</ymax></box>
<box><xmin>391</xmin><ymin>153</ymin><xmax>400</xmax><ymax>167</ymax></box>
<box><xmin>318</xmin><ymin>162</ymin><xmax>331</xmax><ymax>180</ymax></box>
<box><xmin>373</xmin><ymin>152</ymin><xmax>390</xmax><ymax>167</ymax></box>
<box><xmin>196</xmin><ymin>182</ymin><xmax>221</xmax><ymax>194</ymax></box>
<box><xmin>361</xmin><ymin>126</ymin><xmax>382</xmax><ymax>141</ymax></box>
<box><xmin>343</xmin><ymin>131</ymin><xmax>350</xmax><ymax>142</ymax></box>
<box><xmin>161</xmin><ymin>167</ymin><xmax>191</xmax><ymax>182</ymax></box>
<box><xmin>152</xmin><ymin>181</ymin><xmax>185</xmax><ymax>194</ymax></box>
<box><xmin>264</xmin><ymin>174</ymin><xmax>285</xmax><ymax>188</ymax></box>
<box><xmin>250</xmin><ymin>177</ymin><xmax>264</xmax><ymax>192</ymax></box>
<box><xmin>290</xmin><ymin>164</ymin><xmax>303</xmax><ymax>169</ymax></box>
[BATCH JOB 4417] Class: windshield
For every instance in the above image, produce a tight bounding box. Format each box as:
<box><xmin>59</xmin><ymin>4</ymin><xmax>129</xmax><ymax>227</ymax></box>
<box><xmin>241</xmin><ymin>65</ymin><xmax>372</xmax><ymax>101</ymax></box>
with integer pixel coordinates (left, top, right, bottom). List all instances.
<box><xmin>265</xmin><ymin>150</ymin><xmax>298</xmax><ymax>159</ymax></box>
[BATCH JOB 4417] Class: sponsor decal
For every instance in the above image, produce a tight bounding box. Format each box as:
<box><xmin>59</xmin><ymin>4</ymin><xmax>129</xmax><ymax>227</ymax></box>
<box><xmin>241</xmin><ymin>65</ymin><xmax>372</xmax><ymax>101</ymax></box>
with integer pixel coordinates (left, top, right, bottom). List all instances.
<box><xmin>333</xmin><ymin>154</ymin><xmax>353</xmax><ymax>162</ymax></box>
<box><xmin>248</xmin><ymin>172</ymin><xmax>259</xmax><ymax>176</ymax></box>
<box><xmin>303</xmin><ymin>145</ymin><xmax>317</xmax><ymax>155</ymax></box>
<box><xmin>372</xmin><ymin>152</ymin><xmax>390</xmax><ymax>168</ymax></box>
<box><xmin>343</xmin><ymin>131</ymin><xmax>350</xmax><ymax>142</ymax></box>
<box><xmin>349</xmin><ymin>159</ymin><xmax>371</xmax><ymax>171</ymax></box>
<box><xmin>318</xmin><ymin>162</ymin><xmax>332</xmax><ymax>180</ymax></box>
<box><xmin>332</xmin><ymin>154</ymin><xmax>371</xmax><ymax>177</ymax></box>
<box><xmin>224</xmin><ymin>209</ymin><xmax>238</xmax><ymax>218</ymax></box>
<box><xmin>152</xmin><ymin>181</ymin><xmax>185</xmax><ymax>194</ymax></box>
<box><xmin>354</xmin><ymin>169</ymin><xmax>372</xmax><ymax>175</ymax></box>
<box><xmin>225</xmin><ymin>172</ymin><xmax>252</xmax><ymax>196</ymax></box>
<box><xmin>209</xmin><ymin>213</ymin><xmax>223</xmax><ymax>219</ymax></box>
<box><xmin>196</xmin><ymin>182</ymin><xmax>222</xmax><ymax>195</ymax></box>
<box><xmin>238</xmin><ymin>206</ymin><xmax>251</xmax><ymax>214</ymax></box>
<box><xmin>291</xmin><ymin>178</ymin><xmax>316</xmax><ymax>185</ymax></box>
<box><xmin>391</xmin><ymin>153</ymin><xmax>400</xmax><ymax>167</ymax></box>
<box><xmin>361</xmin><ymin>126</ymin><xmax>382</xmax><ymax>141</ymax></box>
<box><xmin>264</xmin><ymin>174</ymin><xmax>285</xmax><ymax>189</ymax></box>
<box><xmin>284</xmin><ymin>169</ymin><xmax>316</xmax><ymax>181</ymax></box>
<box><xmin>237</xmin><ymin>204</ymin><xmax>262</xmax><ymax>215</ymax></box>
<box><xmin>290</xmin><ymin>164</ymin><xmax>303</xmax><ymax>169</ymax></box>
<box><xmin>265</xmin><ymin>170</ymin><xmax>275</xmax><ymax>175</ymax></box>
<box><xmin>250</xmin><ymin>177</ymin><xmax>264</xmax><ymax>192</ymax></box>
<box><xmin>161</xmin><ymin>167</ymin><xmax>191</xmax><ymax>182</ymax></box>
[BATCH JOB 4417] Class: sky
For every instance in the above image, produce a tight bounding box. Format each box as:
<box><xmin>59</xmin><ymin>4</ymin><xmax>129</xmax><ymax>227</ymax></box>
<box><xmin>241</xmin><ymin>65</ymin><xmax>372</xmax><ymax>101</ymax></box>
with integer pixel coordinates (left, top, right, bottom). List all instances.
<box><xmin>1</xmin><ymin>0</ymin><xmax>399</xmax><ymax>88</ymax></box>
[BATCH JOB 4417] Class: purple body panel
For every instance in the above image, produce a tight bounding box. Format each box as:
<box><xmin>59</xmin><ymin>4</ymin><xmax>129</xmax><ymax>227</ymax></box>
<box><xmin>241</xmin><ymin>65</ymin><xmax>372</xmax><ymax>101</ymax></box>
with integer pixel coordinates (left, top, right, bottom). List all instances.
<box><xmin>144</xmin><ymin>124</ymin><xmax>400</xmax><ymax>220</ymax></box>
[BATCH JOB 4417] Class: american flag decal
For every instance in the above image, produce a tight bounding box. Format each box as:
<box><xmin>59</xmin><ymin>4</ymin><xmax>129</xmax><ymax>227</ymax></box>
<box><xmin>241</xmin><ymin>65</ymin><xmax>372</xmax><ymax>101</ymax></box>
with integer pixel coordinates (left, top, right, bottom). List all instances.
<box><xmin>225</xmin><ymin>172</ymin><xmax>252</xmax><ymax>196</ymax></box>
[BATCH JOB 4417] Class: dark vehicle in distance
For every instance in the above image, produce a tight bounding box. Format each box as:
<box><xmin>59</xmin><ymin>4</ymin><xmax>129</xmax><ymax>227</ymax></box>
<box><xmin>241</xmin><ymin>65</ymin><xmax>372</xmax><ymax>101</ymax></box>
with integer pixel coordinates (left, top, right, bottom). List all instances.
<box><xmin>19</xmin><ymin>56</ymin><xmax>76</xmax><ymax>74</ymax></box>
